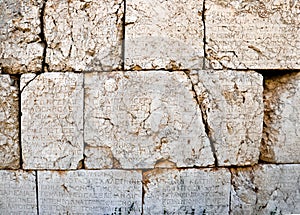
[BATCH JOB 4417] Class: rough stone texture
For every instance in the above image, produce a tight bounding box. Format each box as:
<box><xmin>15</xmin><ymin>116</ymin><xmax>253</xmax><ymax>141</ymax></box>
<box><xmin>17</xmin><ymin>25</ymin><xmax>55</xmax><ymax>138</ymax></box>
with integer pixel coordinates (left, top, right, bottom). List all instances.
<box><xmin>38</xmin><ymin>170</ymin><xmax>142</xmax><ymax>214</ymax></box>
<box><xmin>21</xmin><ymin>73</ymin><xmax>83</xmax><ymax>169</ymax></box>
<box><xmin>45</xmin><ymin>0</ymin><xmax>123</xmax><ymax>72</ymax></box>
<box><xmin>261</xmin><ymin>72</ymin><xmax>300</xmax><ymax>163</ymax></box>
<box><xmin>125</xmin><ymin>0</ymin><xmax>204</xmax><ymax>70</ymax></box>
<box><xmin>231</xmin><ymin>165</ymin><xmax>300</xmax><ymax>214</ymax></box>
<box><xmin>143</xmin><ymin>168</ymin><xmax>231</xmax><ymax>214</ymax></box>
<box><xmin>0</xmin><ymin>170</ymin><xmax>37</xmax><ymax>214</ymax></box>
<box><xmin>190</xmin><ymin>70</ymin><xmax>264</xmax><ymax>166</ymax></box>
<box><xmin>205</xmin><ymin>0</ymin><xmax>300</xmax><ymax>69</ymax></box>
<box><xmin>0</xmin><ymin>0</ymin><xmax>44</xmax><ymax>74</ymax></box>
<box><xmin>84</xmin><ymin>71</ymin><xmax>214</xmax><ymax>169</ymax></box>
<box><xmin>0</xmin><ymin>75</ymin><xmax>19</xmax><ymax>169</ymax></box>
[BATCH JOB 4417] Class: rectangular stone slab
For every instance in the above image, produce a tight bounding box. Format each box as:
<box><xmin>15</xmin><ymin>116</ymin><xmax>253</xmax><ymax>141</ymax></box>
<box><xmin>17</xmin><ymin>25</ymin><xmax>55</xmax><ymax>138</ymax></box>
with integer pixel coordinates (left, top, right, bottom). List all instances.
<box><xmin>21</xmin><ymin>72</ymin><xmax>84</xmax><ymax>169</ymax></box>
<box><xmin>38</xmin><ymin>170</ymin><xmax>142</xmax><ymax>214</ymax></box>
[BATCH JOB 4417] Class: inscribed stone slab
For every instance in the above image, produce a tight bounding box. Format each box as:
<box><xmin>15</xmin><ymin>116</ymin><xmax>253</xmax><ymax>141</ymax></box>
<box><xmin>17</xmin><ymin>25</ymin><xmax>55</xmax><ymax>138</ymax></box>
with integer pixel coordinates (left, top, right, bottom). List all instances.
<box><xmin>143</xmin><ymin>168</ymin><xmax>231</xmax><ymax>214</ymax></box>
<box><xmin>84</xmin><ymin>71</ymin><xmax>214</xmax><ymax>169</ymax></box>
<box><xmin>38</xmin><ymin>170</ymin><xmax>142</xmax><ymax>214</ymax></box>
<box><xmin>205</xmin><ymin>0</ymin><xmax>300</xmax><ymax>69</ymax></box>
<box><xmin>21</xmin><ymin>73</ymin><xmax>83</xmax><ymax>169</ymax></box>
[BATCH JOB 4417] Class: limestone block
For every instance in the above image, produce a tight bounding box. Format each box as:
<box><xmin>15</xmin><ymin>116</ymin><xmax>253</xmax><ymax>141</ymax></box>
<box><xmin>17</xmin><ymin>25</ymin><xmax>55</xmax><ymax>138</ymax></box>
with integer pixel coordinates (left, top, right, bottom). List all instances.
<box><xmin>45</xmin><ymin>0</ymin><xmax>123</xmax><ymax>71</ymax></box>
<box><xmin>205</xmin><ymin>0</ymin><xmax>300</xmax><ymax>69</ymax></box>
<box><xmin>38</xmin><ymin>170</ymin><xmax>142</xmax><ymax>214</ymax></box>
<box><xmin>231</xmin><ymin>165</ymin><xmax>300</xmax><ymax>214</ymax></box>
<box><xmin>84</xmin><ymin>71</ymin><xmax>214</xmax><ymax>169</ymax></box>
<box><xmin>0</xmin><ymin>170</ymin><xmax>37</xmax><ymax>214</ymax></box>
<box><xmin>21</xmin><ymin>72</ymin><xmax>83</xmax><ymax>169</ymax></box>
<box><xmin>0</xmin><ymin>75</ymin><xmax>19</xmax><ymax>169</ymax></box>
<box><xmin>261</xmin><ymin>73</ymin><xmax>300</xmax><ymax>163</ymax></box>
<box><xmin>190</xmin><ymin>70</ymin><xmax>263</xmax><ymax>166</ymax></box>
<box><xmin>143</xmin><ymin>168</ymin><xmax>231</xmax><ymax>214</ymax></box>
<box><xmin>125</xmin><ymin>0</ymin><xmax>204</xmax><ymax>70</ymax></box>
<box><xmin>0</xmin><ymin>0</ymin><xmax>44</xmax><ymax>74</ymax></box>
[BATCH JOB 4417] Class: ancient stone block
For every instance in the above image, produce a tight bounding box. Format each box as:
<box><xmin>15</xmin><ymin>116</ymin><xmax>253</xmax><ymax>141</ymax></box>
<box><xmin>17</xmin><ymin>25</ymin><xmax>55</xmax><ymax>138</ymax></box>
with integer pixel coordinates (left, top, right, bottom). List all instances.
<box><xmin>45</xmin><ymin>0</ymin><xmax>123</xmax><ymax>71</ymax></box>
<box><xmin>0</xmin><ymin>170</ymin><xmax>37</xmax><ymax>214</ymax></box>
<box><xmin>261</xmin><ymin>73</ymin><xmax>300</xmax><ymax>163</ymax></box>
<box><xmin>143</xmin><ymin>168</ymin><xmax>231</xmax><ymax>214</ymax></box>
<box><xmin>21</xmin><ymin>72</ymin><xmax>83</xmax><ymax>169</ymax></box>
<box><xmin>84</xmin><ymin>71</ymin><xmax>214</xmax><ymax>169</ymax></box>
<box><xmin>125</xmin><ymin>0</ymin><xmax>204</xmax><ymax>70</ymax></box>
<box><xmin>0</xmin><ymin>75</ymin><xmax>19</xmax><ymax>169</ymax></box>
<box><xmin>231</xmin><ymin>165</ymin><xmax>300</xmax><ymax>214</ymax></box>
<box><xmin>0</xmin><ymin>0</ymin><xmax>44</xmax><ymax>73</ymax></box>
<box><xmin>190</xmin><ymin>70</ymin><xmax>263</xmax><ymax>166</ymax></box>
<box><xmin>38</xmin><ymin>170</ymin><xmax>142</xmax><ymax>214</ymax></box>
<box><xmin>205</xmin><ymin>0</ymin><xmax>300</xmax><ymax>69</ymax></box>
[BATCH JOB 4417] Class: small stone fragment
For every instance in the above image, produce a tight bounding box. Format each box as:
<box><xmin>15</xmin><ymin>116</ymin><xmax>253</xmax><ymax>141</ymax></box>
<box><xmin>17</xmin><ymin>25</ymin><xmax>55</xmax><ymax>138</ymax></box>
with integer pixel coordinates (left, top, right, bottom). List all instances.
<box><xmin>21</xmin><ymin>72</ymin><xmax>83</xmax><ymax>169</ymax></box>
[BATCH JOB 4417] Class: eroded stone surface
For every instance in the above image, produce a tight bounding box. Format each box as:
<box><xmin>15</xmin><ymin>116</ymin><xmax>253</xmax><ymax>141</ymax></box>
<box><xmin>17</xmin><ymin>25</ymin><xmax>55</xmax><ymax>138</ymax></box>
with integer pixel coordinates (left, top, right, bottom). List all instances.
<box><xmin>125</xmin><ymin>0</ymin><xmax>204</xmax><ymax>70</ymax></box>
<box><xmin>231</xmin><ymin>165</ymin><xmax>300</xmax><ymax>214</ymax></box>
<box><xmin>0</xmin><ymin>170</ymin><xmax>37</xmax><ymax>214</ymax></box>
<box><xmin>0</xmin><ymin>0</ymin><xmax>44</xmax><ymax>73</ymax></box>
<box><xmin>21</xmin><ymin>73</ymin><xmax>83</xmax><ymax>169</ymax></box>
<box><xmin>0</xmin><ymin>75</ymin><xmax>19</xmax><ymax>169</ymax></box>
<box><xmin>205</xmin><ymin>0</ymin><xmax>300</xmax><ymax>69</ymax></box>
<box><xmin>143</xmin><ymin>168</ymin><xmax>231</xmax><ymax>214</ymax></box>
<box><xmin>261</xmin><ymin>73</ymin><xmax>300</xmax><ymax>163</ymax></box>
<box><xmin>190</xmin><ymin>70</ymin><xmax>263</xmax><ymax>166</ymax></box>
<box><xmin>84</xmin><ymin>71</ymin><xmax>214</xmax><ymax>169</ymax></box>
<box><xmin>45</xmin><ymin>0</ymin><xmax>123</xmax><ymax>71</ymax></box>
<box><xmin>38</xmin><ymin>170</ymin><xmax>142</xmax><ymax>214</ymax></box>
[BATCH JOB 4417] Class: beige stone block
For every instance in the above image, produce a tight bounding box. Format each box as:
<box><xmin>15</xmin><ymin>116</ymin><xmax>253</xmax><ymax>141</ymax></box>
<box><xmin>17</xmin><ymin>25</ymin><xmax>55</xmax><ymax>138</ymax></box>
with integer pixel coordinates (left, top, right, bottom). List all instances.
<box><xmin>0</xmin><ymin>75</ymin><xmax>19</xmax><ymax>169</ymax></box>
<box><xmin>143</xmin><ymin>168</ymin><xmax>231</xmax><ymax>214</ymax></box>
<box><xmin>261</xmin><ymin>73</ymin><xmax>300</xmax><ymax>163</ymax></box>
<box><xmin>231</xmin><ymin>165</ymin><xmax>300</xmax><ymax>214</ymax></box>
<box><xmin>84</xmin><ymin>71</ymin><xmax>214</xmax><ymax>169</ymax></box>
<box><xmin>0</xmin><ymin>0</ymin><xmax>44</xmax><ymax>74</ymax></box>
<box><xmin>205</xmin><ymin>0</ymin><xmax>300</xmax><ymax>69</ymax></box>
<box><xmin>0</xmin><ymin>170</ymin><xmax>37</xmax><ymax>214</ymax></box>
<box><xmin>21</xmin><ymin>72</ymin><xmax>83</xmax><ymax>169</ymax></box>
<box><xmin>45</xmin><ymin>0</ymin><xmax>123</xmax><ymax>71</ymax></box>
<box><xmin>125</xmin><ymin>0</ymin><xmax>204</xmax><ymax>70</ymax></box>
<box><xmin>38</xmin><ymin>170</ymin><xmax>142</xmax><ymax>214</ymax></box>
<box><xmin>191</xmin><ymin>70</ymin><xmax>263</xmax><ymax>166</ymax></box>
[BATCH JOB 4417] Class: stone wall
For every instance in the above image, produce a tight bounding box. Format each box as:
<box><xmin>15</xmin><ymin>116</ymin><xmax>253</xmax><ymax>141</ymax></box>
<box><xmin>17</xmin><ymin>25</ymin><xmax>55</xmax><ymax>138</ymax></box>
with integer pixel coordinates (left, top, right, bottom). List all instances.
<box><xmin>0</xmin><ymin>0</ymin><xmax>299</xmax><ymax>214</ymax></box>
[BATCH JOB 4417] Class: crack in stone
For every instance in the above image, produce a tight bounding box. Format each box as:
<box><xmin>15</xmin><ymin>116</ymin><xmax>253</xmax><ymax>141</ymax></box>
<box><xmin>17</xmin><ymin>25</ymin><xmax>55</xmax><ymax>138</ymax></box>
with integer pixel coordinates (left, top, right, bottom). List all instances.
<box><xmin>39</xmin><ymin>0</ymin><xmax>49</xmax><ymax>73</ymax></box>
<box><xmin>202</xmin><ymin>0</ymin><xmax>207</xmax><ymax>70</ymax></box>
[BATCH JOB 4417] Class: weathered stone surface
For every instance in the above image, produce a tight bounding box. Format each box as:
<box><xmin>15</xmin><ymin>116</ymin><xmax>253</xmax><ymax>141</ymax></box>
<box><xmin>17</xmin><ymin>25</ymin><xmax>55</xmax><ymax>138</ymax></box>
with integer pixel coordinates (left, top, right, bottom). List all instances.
<box><xmin>205</xmin><ymin>0</ymin><xmax>300</xmax><ymax>69</ymax></box>
<box><xmin>0</xmin><ymin>75</ymin><xmax>19</xmax><ymax>169</ymax></box>
<box><xmin>0</xmin><ymin>0</ymin><xmax>44</xmax><ymax>73</ymax></box>
<box><xmin>84</xmin><ymin>71</ymin><xmax>214</xmax><ymax>169</ymax></box>
<box><xmin>45</xmin><ymin>0</ymin><xmax>123</xmax><ymax>71</ymax></box>
<box><xmin>190</xmin><ymin>70</ymin><xmax>263</xmax><ymax>166</ymax></box>
<box><xmin>261</xmin><ymin>73</ymin><xmax>300</xmax><ymax>163</ymax></box>
<box><xmin>21</xmin><ymin>72</ymin><xmax>83</xmax><ymax>169</ymax></box>
<box><xmin>125</xmin><ymin>0</ymin><xmax>204</xmax><ymax>70</ymax></box>
<box><xmin>231</xmin><ymin>165</ymin><xmax>300</xmax><ymax>214</ymax></box>
<box><xmin>38</xmin><ymin>170</ymin><xmax>142</xmax><ymax>214</ymax></box>
<box><xmin>0</xmin><ymin>170</ymin><xmax>37</xmax><ymax>214</ymax></box>
<box><xmin>143</xmin><ymin>168</ymin><xmax>231</xmax><ymax>214</ymax></box>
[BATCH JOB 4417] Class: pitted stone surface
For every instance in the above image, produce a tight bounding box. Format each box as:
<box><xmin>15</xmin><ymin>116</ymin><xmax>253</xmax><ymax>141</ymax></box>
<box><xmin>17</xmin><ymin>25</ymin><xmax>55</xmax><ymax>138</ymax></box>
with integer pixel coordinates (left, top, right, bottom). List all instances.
<box><xmin>21</xmin><ymin>73</ymin><xmax>83</xmax><ymax>169</ymax></box>
<box><xmin>261</xmin><ymin>73</ymin><xmax>300</xmax><ymax>163</ymax></box>
<box><xmin>0</xmin><ymin>170</ymin><xmax>37</xmax><ymax>214</ymax></box>
<box><xmin>0</xmin><ymin>0</ymin><xmax>44</xmax><ymax>73</ymax></box>
<box><xmin>190</xmin><ymin>70</ymin><xmax>263</xmax><ymax>166</ymax></box>
<box><xmin>125</xmin><ymin>0</ymin><xmax>204</xmax><ymax>70</ymax></box>
<box><xmin>45</xmin><ymin>0</ymin><xmax>123</xmax><ymax>71</ymax></box>
<box><xmin>0</xmin><ymin>75</ymin><xmax>19</xmax><ymax>169</ymax></box>
<box><xmin>231</xmin><ymin>165</ymin><xmax>300</xmax><ymax>214</ymax></box>
<box><xmin>38</xmin><ymin>170</ymin><xmax>142</xmax><ymax>214</ymax></box>
<box><xmin>84</xmin><ymin>71</ymin><xmax>214</xmax><ymax>169</ymax></box>
<box><xmin>205</xmin><ymin>0</ymin><xmax>300</xmax><ymax>69</ymax></box>
<box><xmin>143</xmin><ymin>168</ymin><xmax>231</xmax><ymax>214</ymax></box>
